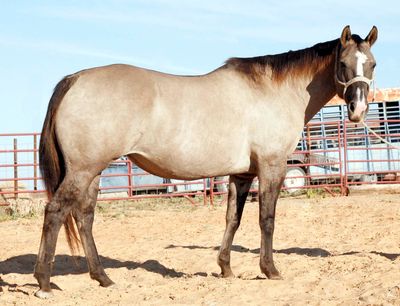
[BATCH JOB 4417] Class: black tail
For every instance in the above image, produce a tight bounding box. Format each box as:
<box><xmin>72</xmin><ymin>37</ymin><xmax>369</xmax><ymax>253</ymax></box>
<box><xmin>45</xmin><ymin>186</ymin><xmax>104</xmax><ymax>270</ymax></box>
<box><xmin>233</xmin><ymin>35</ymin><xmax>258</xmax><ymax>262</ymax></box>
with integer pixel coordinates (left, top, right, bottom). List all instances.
<box><xmin>39</xmin><ymin>74</ymin><xmax>80</xmax><ymax>254</ymax></box>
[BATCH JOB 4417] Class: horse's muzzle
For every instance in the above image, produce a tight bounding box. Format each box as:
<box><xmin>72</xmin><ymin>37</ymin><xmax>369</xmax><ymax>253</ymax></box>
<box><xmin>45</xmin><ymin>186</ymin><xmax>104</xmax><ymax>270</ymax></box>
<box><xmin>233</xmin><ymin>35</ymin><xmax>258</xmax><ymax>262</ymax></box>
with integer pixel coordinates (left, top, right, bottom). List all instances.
<box><xmin>348</xmin><ymin>100</ymin><xmax>368</xmax><ymax>123</ymax></box>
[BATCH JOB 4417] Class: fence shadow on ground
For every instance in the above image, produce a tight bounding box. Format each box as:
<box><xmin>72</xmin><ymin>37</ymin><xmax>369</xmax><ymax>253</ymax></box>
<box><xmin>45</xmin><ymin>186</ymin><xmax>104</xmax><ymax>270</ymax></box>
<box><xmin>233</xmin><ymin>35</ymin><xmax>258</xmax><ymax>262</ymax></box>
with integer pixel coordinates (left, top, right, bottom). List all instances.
<box><xmin>165</xmin><ymin>244</ymin><xmax>400</xmax><ymax>260</ymax></box>
<box><xmin>165</xmin><ymin>244</ymin><xmax>332</xmax><ymax>257</ymax></box>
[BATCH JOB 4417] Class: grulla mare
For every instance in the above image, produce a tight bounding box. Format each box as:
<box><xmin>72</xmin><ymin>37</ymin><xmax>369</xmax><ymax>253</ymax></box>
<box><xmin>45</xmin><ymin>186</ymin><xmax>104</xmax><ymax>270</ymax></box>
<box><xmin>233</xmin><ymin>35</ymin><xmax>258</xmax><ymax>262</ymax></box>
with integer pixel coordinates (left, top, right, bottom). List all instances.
<box><xmin>34</xmin><ymin>26</ymin><xmax>377</xmax><ymax>298</ymax></box>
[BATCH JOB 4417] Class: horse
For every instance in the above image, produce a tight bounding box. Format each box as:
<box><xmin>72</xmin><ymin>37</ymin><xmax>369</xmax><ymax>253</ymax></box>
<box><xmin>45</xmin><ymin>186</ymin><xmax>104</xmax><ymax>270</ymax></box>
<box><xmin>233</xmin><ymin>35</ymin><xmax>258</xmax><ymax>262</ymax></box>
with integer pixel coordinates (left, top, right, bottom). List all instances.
<box><xmin>34</xmin><ymin>25</ymin><xmax>378</xmax><ymax>298</ymax></box>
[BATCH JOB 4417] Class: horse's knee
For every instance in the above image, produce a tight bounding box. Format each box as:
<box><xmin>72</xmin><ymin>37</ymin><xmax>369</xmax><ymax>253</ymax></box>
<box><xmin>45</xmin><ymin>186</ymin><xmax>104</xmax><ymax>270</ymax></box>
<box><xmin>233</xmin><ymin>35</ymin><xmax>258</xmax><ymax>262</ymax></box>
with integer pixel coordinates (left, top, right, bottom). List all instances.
<box><xmin>260</xmin><ymin>216</ymin><xmax>275</xmax><ymax>235</ymax></box>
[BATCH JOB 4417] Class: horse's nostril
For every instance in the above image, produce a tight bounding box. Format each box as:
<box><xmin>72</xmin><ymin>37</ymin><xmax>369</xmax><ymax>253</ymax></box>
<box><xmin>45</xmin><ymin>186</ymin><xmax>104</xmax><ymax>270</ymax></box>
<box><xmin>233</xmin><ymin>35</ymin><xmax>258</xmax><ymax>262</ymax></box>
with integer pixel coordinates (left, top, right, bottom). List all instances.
<box><xmin>349</xmin><ymin>102</ymin><xmax>356</xmax><ymax>113</ymax></box>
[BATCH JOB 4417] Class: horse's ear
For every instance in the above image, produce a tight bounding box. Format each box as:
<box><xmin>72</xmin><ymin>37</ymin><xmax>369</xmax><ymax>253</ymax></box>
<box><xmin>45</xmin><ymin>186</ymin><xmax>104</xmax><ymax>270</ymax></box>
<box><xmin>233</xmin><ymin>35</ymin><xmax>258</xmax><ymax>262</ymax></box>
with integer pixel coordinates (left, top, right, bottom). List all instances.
<box><xmin>365</xmin><ymin>26</ymin><xmax>378</xmax><ymax>46</ymax></box>
<box><xmin>340</xmin><ymin>25</ymin><xmax>352</xmax><ymax>46</ymax></box>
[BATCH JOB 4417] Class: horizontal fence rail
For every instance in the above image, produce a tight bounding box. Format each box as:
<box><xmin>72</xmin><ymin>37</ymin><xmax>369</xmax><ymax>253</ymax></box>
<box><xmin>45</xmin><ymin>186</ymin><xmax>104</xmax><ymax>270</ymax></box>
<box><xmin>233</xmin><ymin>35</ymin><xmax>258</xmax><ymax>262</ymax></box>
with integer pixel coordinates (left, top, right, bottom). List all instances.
<box><xmin>1</xmin><ymin>118</ymin><xmax>400</xmax><ymax>205</ymax></box>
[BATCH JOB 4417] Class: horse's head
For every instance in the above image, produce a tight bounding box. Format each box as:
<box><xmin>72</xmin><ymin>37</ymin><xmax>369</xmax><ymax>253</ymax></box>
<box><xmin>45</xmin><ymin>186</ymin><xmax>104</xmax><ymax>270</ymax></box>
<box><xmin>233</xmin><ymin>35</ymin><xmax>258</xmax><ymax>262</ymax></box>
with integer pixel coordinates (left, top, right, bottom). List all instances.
<box><xmin>335</xmin><ymin>25</ymin><xmax>378</xmax><ymax>123</ymax></box>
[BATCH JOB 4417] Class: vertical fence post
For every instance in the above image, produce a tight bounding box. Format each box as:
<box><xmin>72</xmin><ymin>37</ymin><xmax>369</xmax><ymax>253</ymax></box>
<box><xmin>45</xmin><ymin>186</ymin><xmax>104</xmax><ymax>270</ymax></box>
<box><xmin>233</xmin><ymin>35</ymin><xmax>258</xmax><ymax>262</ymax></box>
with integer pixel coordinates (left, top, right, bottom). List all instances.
<box><xmin>306</xmin><ymin>125</ymin><xmax>311</xmax><ymax>151</ymax></box>
<box><xmin>203</xmin><ymin>178</ymin><xmax>208</xmax><ymax>206</ymax></box>
<box><xmin>337</xmin><ymin>122</ymin><xmax>343</xmax><ymax>195</ymax></box>
<box><xmin>127</xmin><ymin>159</ymin><xmax>133</xmax><ymax>198</ymax></box>
<box><xmin>33</xmin><ymin>134</ymin><xmax>38</xmax><ymax>191</ymax></box>
<box><xmin>342</xmin><ymin>120</ymin><xmax>348</xmax><ymax>195</ymax></box>
<box><xmin>210</xmin><ymin>177</ymin><xmax>215</xmax><ymax>206</ymax></box>
<box><xmin>13</xmin><ymin>138</ymin><xmax>18</xmax><ymax>199</ymax></box>
<box><xmin>305</xmin><ymin>124</ymin><xmax>311</xmax><ymax>184</ymax></box>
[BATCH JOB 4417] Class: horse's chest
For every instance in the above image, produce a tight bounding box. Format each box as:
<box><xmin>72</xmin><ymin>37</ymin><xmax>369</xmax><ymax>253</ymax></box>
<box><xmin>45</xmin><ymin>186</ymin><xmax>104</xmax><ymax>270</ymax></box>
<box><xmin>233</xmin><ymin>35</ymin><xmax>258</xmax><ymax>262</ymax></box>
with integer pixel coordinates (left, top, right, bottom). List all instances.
<box><xmin>254</xmin><ymin>117</ymin><xmax>304</xmax><ymax>157</ymax></box>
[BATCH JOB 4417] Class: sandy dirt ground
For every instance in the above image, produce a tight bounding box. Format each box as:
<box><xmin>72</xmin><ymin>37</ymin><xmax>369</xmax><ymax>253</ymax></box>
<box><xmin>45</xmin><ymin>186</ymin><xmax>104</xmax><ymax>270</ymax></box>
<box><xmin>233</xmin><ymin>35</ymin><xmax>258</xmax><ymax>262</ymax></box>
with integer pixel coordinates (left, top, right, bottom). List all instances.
<box><xmin>0</xmin><ymin>193</ymin><xmax>399</xmax><ymax>305</ymax></box>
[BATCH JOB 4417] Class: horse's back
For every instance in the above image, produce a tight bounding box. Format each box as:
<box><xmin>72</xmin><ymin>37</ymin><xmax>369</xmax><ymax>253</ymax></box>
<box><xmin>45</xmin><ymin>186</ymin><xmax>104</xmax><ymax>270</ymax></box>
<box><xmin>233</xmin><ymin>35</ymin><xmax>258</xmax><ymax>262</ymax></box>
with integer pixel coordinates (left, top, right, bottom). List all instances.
<box><xmin>53</xmin><ymin>64</ymin><xmax>256</xmax><ymax>177</ymax></box>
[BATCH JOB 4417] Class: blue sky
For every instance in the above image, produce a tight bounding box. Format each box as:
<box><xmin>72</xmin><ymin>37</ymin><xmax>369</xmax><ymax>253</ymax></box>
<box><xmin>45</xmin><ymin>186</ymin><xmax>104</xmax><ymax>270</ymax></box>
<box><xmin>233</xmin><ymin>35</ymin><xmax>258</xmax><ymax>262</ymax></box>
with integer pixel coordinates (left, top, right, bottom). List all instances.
<box><xmin>0</xmin><ymin>0</ymin><xmax>399</xmax><ymax>133</ymax></box>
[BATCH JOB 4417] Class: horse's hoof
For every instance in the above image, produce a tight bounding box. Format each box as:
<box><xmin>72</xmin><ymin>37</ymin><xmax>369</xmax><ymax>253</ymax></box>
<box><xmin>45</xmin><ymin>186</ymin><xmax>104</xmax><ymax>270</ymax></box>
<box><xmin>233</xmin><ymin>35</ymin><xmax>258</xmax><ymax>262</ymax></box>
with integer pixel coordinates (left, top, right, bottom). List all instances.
<box><xmin>261</xmin><ymin>265</ymin><xmax>282</xmax><ymax>280</ymax></box>
<box><xmin>266</xmin><ymin>271</ymin><xmax>283</xmax><ymax>280</ymax></box>
<box><xmin>100</xmin><ymin>281</ymin><xmax>115</xmax><ymax>288</ymax></box>
<box><xmin>98</xmin><ymin>277</ymin><xmax>115</xmax><ymax>288</ymax></box>
<box><xmin>220</xmin><ymin>272</ymin><xmax>235</xmax><ymax>278</ymax></box>
<box><xmin>269</xmin><ymin>274</ymin><xmax>283</xmax><ymax>280</ymax></box>
<box><xmin>106</xmin><ymin>282</ymin><xmax>119</xmax><ymax>290</ymax></box>
<box><xmin>34</xmin><ymin>289</ymin><xmax>54</xmax><ymax>299</ymax></box>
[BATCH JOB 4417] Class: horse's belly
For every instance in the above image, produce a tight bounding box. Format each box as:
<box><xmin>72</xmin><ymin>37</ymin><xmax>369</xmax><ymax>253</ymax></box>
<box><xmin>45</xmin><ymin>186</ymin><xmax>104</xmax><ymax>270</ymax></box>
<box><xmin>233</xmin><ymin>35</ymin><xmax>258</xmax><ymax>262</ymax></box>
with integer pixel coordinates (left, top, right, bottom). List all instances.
<box><xmin>128</xmin><ymin>148</ymin><xmax>251</xmax><ymax>180</ymax></box>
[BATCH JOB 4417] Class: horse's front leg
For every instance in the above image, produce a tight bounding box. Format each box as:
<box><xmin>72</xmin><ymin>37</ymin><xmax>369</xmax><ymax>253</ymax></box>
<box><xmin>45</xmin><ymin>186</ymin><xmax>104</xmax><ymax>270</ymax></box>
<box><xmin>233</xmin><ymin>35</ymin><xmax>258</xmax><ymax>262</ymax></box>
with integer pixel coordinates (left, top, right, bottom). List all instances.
<box><xmin>257</xmin><ymin>159</ymin><xmax>286</xmax><ymax>279</ymax></box>
<box><xmin>218</xmin><ymin>175</ymin><xmax>253</xmax><ymax>277</ymax></box>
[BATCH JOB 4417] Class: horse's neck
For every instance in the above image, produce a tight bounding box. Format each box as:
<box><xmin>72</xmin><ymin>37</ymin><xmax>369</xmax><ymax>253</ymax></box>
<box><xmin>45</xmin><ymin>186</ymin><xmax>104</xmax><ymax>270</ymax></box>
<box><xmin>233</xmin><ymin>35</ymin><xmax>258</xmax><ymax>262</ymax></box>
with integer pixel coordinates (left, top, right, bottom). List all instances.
<box><xmin>294</xmin><ymin>61</ymin><xmax>337</xmax><ymax>124</ymax></box>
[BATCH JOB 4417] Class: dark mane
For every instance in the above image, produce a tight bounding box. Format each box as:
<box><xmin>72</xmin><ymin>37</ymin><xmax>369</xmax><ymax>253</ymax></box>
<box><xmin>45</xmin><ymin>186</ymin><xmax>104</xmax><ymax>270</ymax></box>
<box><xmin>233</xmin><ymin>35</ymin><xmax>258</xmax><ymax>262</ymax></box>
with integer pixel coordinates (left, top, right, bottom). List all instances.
<box><xmin>225</xmin><ymin>39</ymin><xmax>340</xmax><ymax>84</ymax></box>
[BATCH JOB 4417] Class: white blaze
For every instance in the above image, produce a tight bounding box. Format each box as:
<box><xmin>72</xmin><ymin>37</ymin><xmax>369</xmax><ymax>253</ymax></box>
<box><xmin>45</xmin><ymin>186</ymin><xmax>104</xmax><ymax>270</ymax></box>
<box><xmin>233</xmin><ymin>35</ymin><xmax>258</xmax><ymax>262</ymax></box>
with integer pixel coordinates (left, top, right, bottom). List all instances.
<box><xmin>355</xmin><ymin>87</ymin><xmax>365</xmax><ymax>103</ymax></box>
<box><xmin>352</xmin><ymin>87</ymin><xmax>367</xmax><ymax>118</ymax></box>
<box><xmin>355</xmin><ymin>51</ymin><xmax>368</xmax><ymax>76</ymax></box>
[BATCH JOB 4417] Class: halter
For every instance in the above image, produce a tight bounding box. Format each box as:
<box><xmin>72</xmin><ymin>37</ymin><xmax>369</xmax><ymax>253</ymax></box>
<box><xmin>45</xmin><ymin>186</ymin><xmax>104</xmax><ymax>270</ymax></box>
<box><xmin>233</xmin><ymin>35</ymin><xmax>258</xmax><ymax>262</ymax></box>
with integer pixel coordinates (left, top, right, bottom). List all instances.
<box><xmin>334</xmin><ymin>46</ymin><xmax>376</xmax><ymax>102</ymax></box>
<box><xmin>335</xmin><ymin>74</ymin><xmax>376</xmax><ymax>102</ymax></box>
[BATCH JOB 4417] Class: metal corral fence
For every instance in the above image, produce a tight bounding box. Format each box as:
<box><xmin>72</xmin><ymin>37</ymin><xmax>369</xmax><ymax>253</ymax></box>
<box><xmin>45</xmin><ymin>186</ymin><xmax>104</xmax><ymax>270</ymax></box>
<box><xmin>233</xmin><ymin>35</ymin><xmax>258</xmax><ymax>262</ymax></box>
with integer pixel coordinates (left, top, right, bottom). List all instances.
<box><xmin>1</xmin><ymin>101</ymin><xmax>400</xmax><ymax>205</ymax></box>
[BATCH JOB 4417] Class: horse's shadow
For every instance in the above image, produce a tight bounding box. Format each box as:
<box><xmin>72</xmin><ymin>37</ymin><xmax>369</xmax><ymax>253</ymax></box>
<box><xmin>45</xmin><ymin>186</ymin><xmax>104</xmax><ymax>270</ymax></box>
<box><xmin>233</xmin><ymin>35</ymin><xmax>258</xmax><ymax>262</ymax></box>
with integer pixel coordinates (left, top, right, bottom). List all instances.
<box><xmin>0</xmin><ymin>254</ymin><xmax>186</xmax><ymax>278</ymax></box>
<box><xmin>1</xmin><ymin>246</ymin><xmax>398</xmax><ymax>285</ymax></box>
<box><xmin>165</xmin><ymin>244</ymin><xmax>332</xmax><ymax>257</ymax></box>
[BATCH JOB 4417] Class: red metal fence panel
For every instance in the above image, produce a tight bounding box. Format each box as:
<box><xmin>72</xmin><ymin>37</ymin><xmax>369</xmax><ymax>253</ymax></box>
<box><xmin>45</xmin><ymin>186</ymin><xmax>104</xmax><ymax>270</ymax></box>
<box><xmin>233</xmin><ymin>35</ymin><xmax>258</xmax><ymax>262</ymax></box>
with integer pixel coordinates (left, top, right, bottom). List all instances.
<box><xmin>1</xmin><ymin>118</ymin><xmax>400</xmax><ymax>206</ymax></box>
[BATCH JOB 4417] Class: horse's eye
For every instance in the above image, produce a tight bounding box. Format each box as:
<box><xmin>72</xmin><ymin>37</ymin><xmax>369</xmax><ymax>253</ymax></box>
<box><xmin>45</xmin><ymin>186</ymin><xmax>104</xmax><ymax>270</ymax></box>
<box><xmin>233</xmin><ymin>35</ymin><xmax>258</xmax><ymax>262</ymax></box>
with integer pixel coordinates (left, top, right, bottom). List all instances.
<box><xmin>372</xmin><ymin>63</ymin><xmax>377</xmax><ymax>69</ymax></box>
<box><xmin>340</xmin><ymin>62</ymin><xmax>347</xmax><ymax>69</ymax></box>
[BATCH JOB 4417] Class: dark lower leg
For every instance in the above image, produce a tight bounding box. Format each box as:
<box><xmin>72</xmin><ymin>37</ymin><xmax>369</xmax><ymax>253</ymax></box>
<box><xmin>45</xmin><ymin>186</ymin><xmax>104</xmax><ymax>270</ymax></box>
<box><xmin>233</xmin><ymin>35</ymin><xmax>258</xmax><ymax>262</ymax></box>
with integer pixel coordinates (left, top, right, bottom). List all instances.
<box><xmin>259</xmin><ymin>210</ymin><xmax>281</xmax><ymax>279</ymax></box>
<box><xmin>73</xmin><ymin>176</ymin><xmax>114</xmax><ymax>287</ymax></box>
<box><xmin>74</xmin><ymin>210</ymin><xmax>114</xmax><ymax>286</ymax></box>
<box><xmin>258</xmin><ymin>162</ymin><xmax>286</xmax><ymax>279</ymax></box>
<box><xmin>34</xmin><ymin>187</ymin><xmax>75</xmax><ymax>295</ymax></box>
<box><xmin>34</xmin><ymin>173</ymin><xmax>95</xmax><ymax>298</ymax></box>
<box><xmin>218</xmin><ymin>176</ymin><xmax>252</xmax><ymax>277</ymax></box>
<box><xmin>34</xmin><ymin>211</ymin><xmax>64</xmax><ymax>293</ymax></box>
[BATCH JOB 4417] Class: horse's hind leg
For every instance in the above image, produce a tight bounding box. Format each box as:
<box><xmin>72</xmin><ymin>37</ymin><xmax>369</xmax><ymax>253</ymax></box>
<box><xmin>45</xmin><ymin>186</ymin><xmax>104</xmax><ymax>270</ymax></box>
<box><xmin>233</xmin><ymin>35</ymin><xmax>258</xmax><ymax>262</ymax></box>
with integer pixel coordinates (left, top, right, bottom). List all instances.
<box><xmin>218</xmin><ymin>175</ymin><xmax>253</xmax><ymax>277</ymax></box>
<box><xmin>34</xmin><ymin>171</ymin><xmax>93</xmax><ymax>298</ymax></box>
<box><xmin>72</xmin><ymin>175</ymin><xmax>114</xmax><ymax>287</ymax></box>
